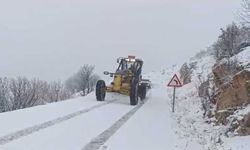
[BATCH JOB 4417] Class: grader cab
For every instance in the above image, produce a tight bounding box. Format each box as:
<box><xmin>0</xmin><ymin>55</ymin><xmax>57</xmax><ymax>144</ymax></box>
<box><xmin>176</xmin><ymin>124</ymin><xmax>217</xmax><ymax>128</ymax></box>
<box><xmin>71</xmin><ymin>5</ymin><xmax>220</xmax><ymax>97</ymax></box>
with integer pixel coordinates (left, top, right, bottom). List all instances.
<box><xmin>95</xmin><ymin>56</ymin><xmax>150</xmax><ymax>105</ymax></box>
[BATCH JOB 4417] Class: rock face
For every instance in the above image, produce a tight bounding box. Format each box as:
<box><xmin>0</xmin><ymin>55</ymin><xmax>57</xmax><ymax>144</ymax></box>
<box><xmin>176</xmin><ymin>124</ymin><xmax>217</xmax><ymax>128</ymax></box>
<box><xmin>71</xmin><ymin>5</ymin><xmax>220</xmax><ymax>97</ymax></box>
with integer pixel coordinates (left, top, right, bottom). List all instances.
<box><xmin>213</xmin><ymin>61</ymin><xmax>243</xmax><ymax>88</ymax></box>
<box><xmin>212</xmin><ymin>62</ymin><xmax>250</xmax><ymax>129</ymax></box>
<box><xmin>208</xmin><ymin>48</ymin><xmax>250</xmax><ymax>135</ymax></box>
<box><xmin>213</xmin><ymin>63</ymin><xmax>230</xmax><ymax>87</ymax></box>
<box><xmin>214</xmin><ymin>69</ymin><xmax>250</xmax><ymax>111</ymax></box>
<box><xmin>215</xmin><ymin>109</ymin><xmax>235</xmax><ymax>125</ymax></box>
<box><xmin>237</xmin><ymin>112</ymin><xmax>250</xmax><ymax>136</ymax></box>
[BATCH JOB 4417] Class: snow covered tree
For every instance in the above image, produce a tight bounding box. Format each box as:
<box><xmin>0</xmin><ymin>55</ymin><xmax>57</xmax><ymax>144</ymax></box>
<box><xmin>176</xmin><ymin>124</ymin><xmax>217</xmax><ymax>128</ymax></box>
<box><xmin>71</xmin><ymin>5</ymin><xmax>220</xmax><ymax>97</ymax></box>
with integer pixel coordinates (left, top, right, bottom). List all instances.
<box><xmin>66</xmin><ymin>65</ymin><xmax>99</xmax><ymax>96</ymax></box>
<box><xmin>0</xmin><ymin>76</ymin><xmax>71</xmax><ymax>113</ymax></box>
<box><xmin>239</xmin><ymin>0</ymin><xmax>250</xmax><ymax>26</ymax></box>
<box><xmin>88</xmin><ymin>74</ymin><xmax>100</xmax><ymax>93</ymax></box>
<box><xmin>180</xmin><ymin>63</ymin><xmax>192</xmax><ymax>85</ymax></box>
<box><xmin>65</xmin><ymin>76</ymin><xmax>78</xmax><ymax>95</ymax></box>
<box><xmin>8</xmin><ymin>77</ymin><xmax>71</xmax><ymax>110</ymax></box>
<box><xmin>77</xmin><ymin>65</ymin><xmax>94</xmax><ymax>95</ymax></box>
<box><xmin>46</xmin><ymin>81</ymin><xmax>70</xmax><ymax>103</ymax></box>
<box><xmin>9</xmin><ymin>77</ymin><xmax>41</xmax><ymax>110</ymax></box>
<box><xmin>237</xmin><ymin>26</ymin><xmax>250</xmax><ymax>49</ymax></box>
<box><xmin>213</xmin><ymin>22</ymin><xmax>249</xmax><ymax>60</ymax></box>
<box><xmin>0</xmin><ymin>78</ymin><xmax>11</xmax><ymax>112</ymax></box>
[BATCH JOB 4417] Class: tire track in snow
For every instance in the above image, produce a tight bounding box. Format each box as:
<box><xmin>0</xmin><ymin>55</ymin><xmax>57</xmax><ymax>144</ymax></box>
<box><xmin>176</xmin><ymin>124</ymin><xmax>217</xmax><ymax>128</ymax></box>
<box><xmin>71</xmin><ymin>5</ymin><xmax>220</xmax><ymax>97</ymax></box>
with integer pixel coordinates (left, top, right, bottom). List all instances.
<box><xmin>0</xmin><ymin>100</ymin><xmax>117</xmax><ymax>145</ymax></box>
<box><xmin>82</xmin><ymin>100</ymin><xmax>147</xmax><ymax>150</ymax></box>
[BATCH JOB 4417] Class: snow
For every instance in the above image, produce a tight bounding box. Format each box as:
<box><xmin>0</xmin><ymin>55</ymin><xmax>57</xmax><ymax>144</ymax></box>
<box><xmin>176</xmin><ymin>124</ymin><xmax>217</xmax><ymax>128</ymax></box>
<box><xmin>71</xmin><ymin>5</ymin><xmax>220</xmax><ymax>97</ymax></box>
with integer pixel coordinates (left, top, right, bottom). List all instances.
<box><xmin>230</xmin><ymin>105</ymin><xmax>250</xmax><ymax>121</ymax></box>
<box><xmin>170</xmin><ymin>82</ymin><xmax>228</xmax><ymax>150</ymax></box>
<box><xmin>171</xmin><ymin>49</ymin><xmax>250</xmax><ymax>150</ymax></box>
<box><xmin>1</xmin><ymin>99</ymin><xmax>134</xmax><ymax>150</ymax></box>
<box><xmin>101</xmin><ymin>85</ymin><xmax>203</xmax><ymax>150</ymax></box>
<box><xmin>190</xmin><ymin>53</ymin><xmax>216</xmax><ymax>78</ymax></box>
<box><xmin>0</xmin><ymin>49</ymin><xmax>249</xmax><ymax>150</ymax></box>
<box><xmin>0</xmin><ymin>93</ymin><xmax>101</xmax><ymax>137</ymax></box>
<box><xmin>0</xmin><ymin>67</ymin><xmax>204</xmax><ymax>150</ymax></box>
<box><xmin>143</xmin><ymin>64</ymin><xmax>228</xmax><ymax>150</ymax></box>
<box><xmin>223</xmin><ymin>136</ymin><xmax>250</xmax><ymax>150</ymax></box>
<box><xmin>232</xmin><ymin>47</ymin><xmax>250</xmax><ymax>68</ymax></box>
<box><xmin>219</xmin><ymin>46</ymin><xmax>250</xmax><ymax>70</ymax></box>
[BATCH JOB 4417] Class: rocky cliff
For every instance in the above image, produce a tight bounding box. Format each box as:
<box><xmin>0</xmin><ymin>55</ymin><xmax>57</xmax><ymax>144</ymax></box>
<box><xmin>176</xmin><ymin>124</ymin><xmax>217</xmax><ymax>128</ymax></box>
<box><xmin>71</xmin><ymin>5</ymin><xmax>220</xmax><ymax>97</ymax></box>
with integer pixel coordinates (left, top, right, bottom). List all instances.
<box><xmin>212</xmin><ymin>47</ymin><xmax>250</xmax><ymax>135</ymax></box>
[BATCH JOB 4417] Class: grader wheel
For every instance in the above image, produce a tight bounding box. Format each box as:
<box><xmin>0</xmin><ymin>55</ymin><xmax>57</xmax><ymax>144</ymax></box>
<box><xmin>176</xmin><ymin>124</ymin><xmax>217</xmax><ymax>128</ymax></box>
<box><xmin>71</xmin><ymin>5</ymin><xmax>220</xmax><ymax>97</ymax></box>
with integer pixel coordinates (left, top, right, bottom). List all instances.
<box><xmin>130</xmin><ymin>80</ymin><xmax>139</xmax><ymax>106</ymax></box>
<box><xmin>96</xmin><ymin>80</ymin><xmax>106</xmax><ymax>101</ymax></box>
<box><xmin>139</xmin><ymin>84</ymin><xmax>147</xmax><ymax>100</ymax></box>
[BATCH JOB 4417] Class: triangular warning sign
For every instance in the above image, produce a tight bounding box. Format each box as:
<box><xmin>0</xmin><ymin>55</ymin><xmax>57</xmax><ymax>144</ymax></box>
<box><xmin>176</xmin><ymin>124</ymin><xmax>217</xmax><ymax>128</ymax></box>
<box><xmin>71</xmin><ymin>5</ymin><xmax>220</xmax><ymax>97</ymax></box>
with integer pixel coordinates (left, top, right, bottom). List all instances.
<box><xmin>167</xmin><ymin>74</ymin><xmax>182</xmax><ymax>87</ymax></box>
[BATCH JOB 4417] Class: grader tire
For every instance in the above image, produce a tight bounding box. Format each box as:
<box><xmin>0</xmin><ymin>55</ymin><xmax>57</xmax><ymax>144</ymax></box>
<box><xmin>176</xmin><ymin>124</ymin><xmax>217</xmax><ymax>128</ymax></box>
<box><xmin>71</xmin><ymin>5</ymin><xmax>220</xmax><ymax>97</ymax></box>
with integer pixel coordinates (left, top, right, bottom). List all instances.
<box><xmin>139</xmin><ymin>84</ymin><xmax>147</xmax><ymax>100</ymax></box>
<box><xmin>130</xmin><ymin>81</ymin><xmax>139</xmax><ymax>106</ymax></box>
<box><xmin>96</xmin><ymin>80</ymin><xmax>106</xmax><ymax>101</ymax></box>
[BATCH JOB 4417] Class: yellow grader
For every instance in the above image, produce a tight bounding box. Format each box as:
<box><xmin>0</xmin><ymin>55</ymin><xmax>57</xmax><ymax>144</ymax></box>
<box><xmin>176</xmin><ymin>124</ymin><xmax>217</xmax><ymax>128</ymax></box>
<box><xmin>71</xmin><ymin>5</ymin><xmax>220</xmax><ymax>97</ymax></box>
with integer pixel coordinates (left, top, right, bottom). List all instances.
<box><xmin>95</xmin><ymin>56</ymin><xmax>151</xmax><ymax>105</ymax></box>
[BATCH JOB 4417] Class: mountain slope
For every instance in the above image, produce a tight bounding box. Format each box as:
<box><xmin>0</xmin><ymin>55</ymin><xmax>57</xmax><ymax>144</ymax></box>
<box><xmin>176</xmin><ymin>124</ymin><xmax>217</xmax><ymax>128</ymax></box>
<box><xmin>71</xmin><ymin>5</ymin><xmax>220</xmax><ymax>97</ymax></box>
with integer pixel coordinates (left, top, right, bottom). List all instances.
<box><xmin>0</xmin><ymin>54</ymin><xmax>249</xmax><ymax>150</ymax></box>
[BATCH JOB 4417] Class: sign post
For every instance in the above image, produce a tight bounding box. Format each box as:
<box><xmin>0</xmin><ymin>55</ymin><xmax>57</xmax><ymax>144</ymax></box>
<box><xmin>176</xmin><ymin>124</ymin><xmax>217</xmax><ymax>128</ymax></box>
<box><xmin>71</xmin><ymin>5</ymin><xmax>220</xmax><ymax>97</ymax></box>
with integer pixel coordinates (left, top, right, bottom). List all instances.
<box><xmin>167</xmin><ymin>74</ymin><xmax>182</xmax><ymax>112</ymax></box>
<box><xmin>172</xmin><ymin>87</ymin><xmax>176</xmax><ymax>112</ymax></box>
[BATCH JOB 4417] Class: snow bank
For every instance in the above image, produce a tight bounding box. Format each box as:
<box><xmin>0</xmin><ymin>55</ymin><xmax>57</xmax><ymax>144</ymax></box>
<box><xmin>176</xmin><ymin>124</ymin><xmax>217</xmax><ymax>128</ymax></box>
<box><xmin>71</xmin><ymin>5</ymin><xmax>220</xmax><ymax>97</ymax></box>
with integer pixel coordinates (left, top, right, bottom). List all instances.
<box><xmin>173</xmin><ymin>49</ymin><xmax>250</xmax><ymax>150</ymax></box>
<box><xmin>219</xmin><ymin>46</ymin><xmax>250</xmax><ymax>69</ymax></box>
<box><xmin>233</xmin><ymin>47</ymin><xmax>250</xmax><ymax>67</ymax></box>
<box><xmin>143</xmin><ymin>59</ymin><xmax>226</xmax><ymax>150</ymax></box>
<box><xmin>230</xmin><ymin>105</ymin><xmax>250</xmax><ymax>121</ymax></box>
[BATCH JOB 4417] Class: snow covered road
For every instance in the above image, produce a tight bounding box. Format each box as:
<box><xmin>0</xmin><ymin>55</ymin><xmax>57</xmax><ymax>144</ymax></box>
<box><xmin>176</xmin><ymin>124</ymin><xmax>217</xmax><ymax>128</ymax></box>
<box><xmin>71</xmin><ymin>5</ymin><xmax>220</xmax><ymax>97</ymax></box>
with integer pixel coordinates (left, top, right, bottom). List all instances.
<box><xmin>0</xmin><ymin>71</ymin><xmax>206</xmax><ymax>150</ymax></box>
<box><xmin>0</xmin><ymin>94</ymin><xmax>143</xmax><ymax>150</ymax></box>
<box><xmin>0</xmin><ymin>99</ymin><xmax>117</xmax><ymax>145</ymax></box>
<box><xmin>99</xmin><ymin>85</ymin><xmax>203</xmax><ymax>150</ymax></box>
<box><xmin>0</xmin><ymin>94</ymin><xmax>106</xmax><ymax>138</ymax></box>
<box><xmin>82</xmin><ymin>100</ymin><xmax>146</xmax><ymax>150</ymax></box>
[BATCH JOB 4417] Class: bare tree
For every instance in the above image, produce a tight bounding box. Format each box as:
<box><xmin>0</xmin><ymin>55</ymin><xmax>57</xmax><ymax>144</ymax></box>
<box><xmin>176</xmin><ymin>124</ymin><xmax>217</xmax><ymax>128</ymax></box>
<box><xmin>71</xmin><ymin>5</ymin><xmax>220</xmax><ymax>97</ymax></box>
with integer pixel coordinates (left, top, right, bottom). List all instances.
<box><xmin>0</xmin><ymin>78</ymin><xmax>11</xmax><ymax>112</ymax></box>
<box><xmin>0</xmin><ymin>65</ymin><xmax>99</xmax><ymax>113</ymax></box>
<box><xmin>37</xmin><ymin>80</ymin><xmax>50</xmax><ymax>104</ymax></box>
<box><xmin>212</xmin><ymin>23</ymin><xmax>242</xmax><ymax>60</ymax></box>
<box><xmin>239</xmin><ymin>0</ymin><xmax>250</xmax><ymax>26</ymax></box>
<box><xmin>0</xmin><ymin>76</ymin><xmax>71</xmax><ymax>113</ymax></box>
<box><xmin>89</xmin><ymin>74</ymin><xmax>100</xmax><ymax>93</ymax></box>
<box><xmin>65</xmin><ymin>76</ymin><xmax>79</xmax><ymax>95</ymax></box>
<box><xmin>180</xmin><ymin>63</ymin><xmax>193</xmax><ymax>85</ymax></box>
<box><xmin>9</xmin><ymin>77</ymin><xmax>42</xmax><ymax>110</ymax></box>
<box><xmin>46</xmin><ymin>81</ymin><xmax>70</xmax><ymax>102</ymax></box>
<box><xmin>78</xmin><ymin>65</ymin><xmax>94</xmax><ymax>95</ymax></box>
<box><xmin>8</xmin><ymin>78</ymin><xmax>69</xmax><ymax>110</ymax></box>
<box><xmin>66</xmin><ymin>64</ymin><xmax>99</xmax><ymax>96</ymax></box>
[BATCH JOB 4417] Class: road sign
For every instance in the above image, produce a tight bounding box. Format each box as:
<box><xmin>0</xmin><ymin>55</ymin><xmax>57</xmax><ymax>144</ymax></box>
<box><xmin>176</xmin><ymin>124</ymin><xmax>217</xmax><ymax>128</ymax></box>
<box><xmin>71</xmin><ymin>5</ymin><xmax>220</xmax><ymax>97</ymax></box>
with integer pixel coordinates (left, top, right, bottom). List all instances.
<box><xmin>167</xmin><ymin>74</ymin><xmax>182</xmax><ymax>87</ymax></box>
<box><xmin>167</xmin><ymin>74</ymin><xmax>182</xmax><ymax>113</ymax></box>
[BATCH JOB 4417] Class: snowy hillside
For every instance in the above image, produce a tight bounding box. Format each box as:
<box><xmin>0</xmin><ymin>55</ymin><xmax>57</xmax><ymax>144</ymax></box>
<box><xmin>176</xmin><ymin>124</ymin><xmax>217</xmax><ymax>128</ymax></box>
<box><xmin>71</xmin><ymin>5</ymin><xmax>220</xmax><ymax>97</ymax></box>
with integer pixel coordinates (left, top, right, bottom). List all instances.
<box><xmin>230</xmin><ymin>47</ymin><xmax>250</xmax><ymax>70</ymax></box>
<box><xmin>0</xmin><ymin>54</ymin><xmax>249</xmax><ymax>150</ymax></box>
<box><xmin>172</xmin><ymin>49</ymin><xmax>250</xmax><ymax>150</ymax></box>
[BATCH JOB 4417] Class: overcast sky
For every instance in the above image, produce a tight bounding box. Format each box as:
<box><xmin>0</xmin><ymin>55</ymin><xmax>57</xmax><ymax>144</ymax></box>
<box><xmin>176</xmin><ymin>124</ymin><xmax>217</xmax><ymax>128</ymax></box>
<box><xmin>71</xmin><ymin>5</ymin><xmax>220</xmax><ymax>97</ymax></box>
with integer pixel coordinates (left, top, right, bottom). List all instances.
<box><xmin>0</xmin><ymin>0</ymin><xmax>241</xmax><ymax>81</ymax></box>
